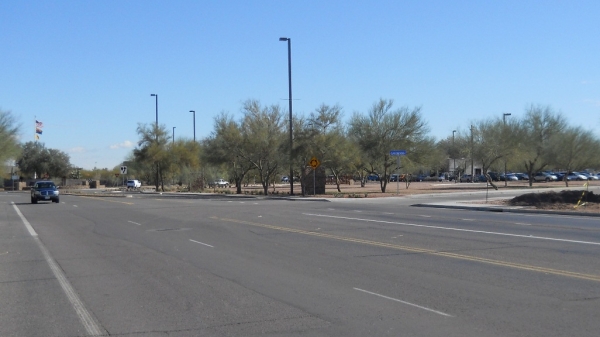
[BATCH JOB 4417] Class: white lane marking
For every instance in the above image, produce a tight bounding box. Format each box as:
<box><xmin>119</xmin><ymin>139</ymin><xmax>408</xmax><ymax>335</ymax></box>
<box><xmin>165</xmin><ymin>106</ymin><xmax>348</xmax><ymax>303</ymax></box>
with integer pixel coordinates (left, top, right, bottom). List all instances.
<box><xmin>461</xmin><ymin>219</ymin><xmax>474</xmax><ymax>221</ymax></box>
<box><xmin>419</xmin><ymin>215</ymin><xmax>431</xmax><ymax>218</ymax></box>
<box><xmin>515</xmin><ymin>222</ymin><xmax>531</xmax><ymax>226</ymax></box>
<box><xmin>127</xmin><ymin>221</ymin><xmax>141</xmax><ymax>226</ymax></box>
<box><xmin>354</xmin><ymin>288</ymin><xmax>453</xmax><ymax>317</ymax></box>
<box><xmin>73</xmin><ymin>205</ymin><xmax>78</xmax><ymax>207</ymax></box>
<box><xmin>12</xmin><ymin>203</ymin><xmax>105</xmax><ymax>335</ymax></box>
<box><xmin>303</xmin><ymin>213</ymin><xmax>600</xmax><ymax>246</ymax></box>
<box><xmin>11</xmin><ymin>203</ymin><xmax>37</xmax><ymax>236</ymax></box>
<box><xmin>190</xmin><ymin>239</ymin><xmax>214</xmax><ymax>248</ymax></box>
<box><xmin>522</xmin><ymin>213</ymin><xmax>600</xmax><ymax>221</ymax></box>
<box><xmin>383</xmin><ymin>212</ymin><xmax>394</xmax><ymax>215</ymax></box>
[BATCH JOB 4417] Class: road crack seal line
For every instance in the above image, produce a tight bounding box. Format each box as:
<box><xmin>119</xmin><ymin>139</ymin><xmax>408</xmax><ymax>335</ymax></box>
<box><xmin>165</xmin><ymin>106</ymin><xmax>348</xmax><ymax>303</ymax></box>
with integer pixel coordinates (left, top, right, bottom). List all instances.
<box><xmin>211</xmin><ymin>216</ymin><xmax>600</xmax><ymax>283</ymax></box>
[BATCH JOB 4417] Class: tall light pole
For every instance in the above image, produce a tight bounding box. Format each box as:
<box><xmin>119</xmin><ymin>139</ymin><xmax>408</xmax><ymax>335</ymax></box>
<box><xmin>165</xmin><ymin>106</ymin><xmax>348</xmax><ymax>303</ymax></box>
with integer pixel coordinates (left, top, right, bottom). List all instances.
<box><xmin>172</xmin><ymin>126</ymin><xmax>176</xmax><ymax>143</ymax></box>
<box><xmin>503</xmin><ymin>113</ymin><xmax>511</xmax><ymax>187</ymax></box>
<box><xmin>190</xmin><ymin>110</ymin><xmax>196</xmax><ymax>142</ymax></box>
<box><xmin>452</xmin><ymin>130</ymin><xmax>456</xmax><ymax>182</ymax></box>
<box><xmin>279</xmin><ymin>36</ymin><xmax>294</xmax><ymax>195</ymax></box>
<box><xmin>150</xmin><ymin>94</ymin><xmax>159</xmax><ymax>191</ymax></box>
<box><xmin>470</xmin><ymin>125</ymin><xmax>474</xmax><ymax>182</ymax></box>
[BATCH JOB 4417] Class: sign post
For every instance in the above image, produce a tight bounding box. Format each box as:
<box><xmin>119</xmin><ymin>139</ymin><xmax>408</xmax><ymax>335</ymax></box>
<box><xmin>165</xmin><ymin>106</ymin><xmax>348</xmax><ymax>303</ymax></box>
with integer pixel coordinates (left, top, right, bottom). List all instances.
<box><xmin>390</xmin><ymin>150</ymin><xmax>407</xmax><ymax>194</ymax></box>
<box><xmin>308</xmin><ymin>157</ymin><xmax>321</xmax><ymax>196</ymax></box>
<box><xmin>120</xmin><ymin>166</ymin><xmax>127</xmax><ymax>187</ymax></box>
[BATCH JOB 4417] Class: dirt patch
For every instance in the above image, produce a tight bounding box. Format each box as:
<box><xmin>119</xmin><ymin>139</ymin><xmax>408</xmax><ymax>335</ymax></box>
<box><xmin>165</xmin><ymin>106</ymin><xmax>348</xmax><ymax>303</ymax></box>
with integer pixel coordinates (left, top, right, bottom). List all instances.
<box><xmin>506</xmin><ymin>190</ymin><xmax>600</xmax><ymax>213</ymax></box>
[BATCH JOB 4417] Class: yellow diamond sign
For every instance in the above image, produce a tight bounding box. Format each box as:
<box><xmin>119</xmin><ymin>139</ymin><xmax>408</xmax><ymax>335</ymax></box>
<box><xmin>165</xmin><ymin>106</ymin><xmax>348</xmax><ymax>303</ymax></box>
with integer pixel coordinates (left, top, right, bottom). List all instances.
<box><xmin>309</xmin><ymin>157</ymin><xmax>320</xmax><ymax>169</ymax></box>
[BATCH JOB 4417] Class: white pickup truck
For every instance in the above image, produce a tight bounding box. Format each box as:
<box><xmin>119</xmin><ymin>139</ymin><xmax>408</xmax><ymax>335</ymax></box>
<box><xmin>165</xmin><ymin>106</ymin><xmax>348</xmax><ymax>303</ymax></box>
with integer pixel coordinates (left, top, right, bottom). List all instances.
<box><xmin>209</xmin><ymin>179</ymin><xmax>229</xmax><ymax>188</ymax></box>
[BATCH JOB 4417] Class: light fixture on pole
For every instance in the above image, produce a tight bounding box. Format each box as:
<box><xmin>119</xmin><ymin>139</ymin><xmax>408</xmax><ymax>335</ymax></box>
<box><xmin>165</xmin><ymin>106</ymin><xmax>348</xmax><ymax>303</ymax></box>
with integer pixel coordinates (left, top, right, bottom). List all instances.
<box><xmin>279</xmin><ymin>36</ymin><xmax>294</xmax><ymax>195</ymax></box>
<box><xmin>150</xmin><ymin>94</ymin><xmax>158</xmax><ymax>126</ymax></box>
<box><xmin>190</xmin><ymin>110</ymin><xmax>196</xmax><ymax>142</ymax></box>
<box><xmin>503</xmin><ymin>113</ymin><xmax>511</xmax><ymax>187</ymax></box>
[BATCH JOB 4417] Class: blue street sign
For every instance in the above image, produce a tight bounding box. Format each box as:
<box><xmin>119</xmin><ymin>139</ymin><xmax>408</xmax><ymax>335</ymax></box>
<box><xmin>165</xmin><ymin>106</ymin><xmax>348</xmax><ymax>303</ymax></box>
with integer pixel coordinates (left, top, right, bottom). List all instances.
<box><xmin>390</xmin><ymin>150</ymin><xmax>407</xmax><ymax>156</ymax></box>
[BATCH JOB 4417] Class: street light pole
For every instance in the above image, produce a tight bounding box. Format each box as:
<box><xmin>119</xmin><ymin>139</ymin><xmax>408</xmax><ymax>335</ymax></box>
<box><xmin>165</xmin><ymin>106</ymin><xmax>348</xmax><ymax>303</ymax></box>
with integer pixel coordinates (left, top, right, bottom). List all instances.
<box><xmin>279</xmin><ymin>37</ymin><xmax>294</xmax><ymax>195</ymax></box>
<box><xmin>503</xmin><ymin>113</ymin><xmax>511</xmax><ymax>187</ymax></box>
<box><xmin>150</xmin><ymin>94</ymin><xmax>159</xmax><ymax>191</ymax></box>
<box><xmin>470</xmin><ymin>125</ymin><xmax>474</xmax><ymax>182</ymax></box>
<box><xmin>172</xmin><ymin>126</ymin><xmax>176</xmax><ymax>143</ymax></box>
<box><xmin>452</xmin><ymin>130</ymin><xmax>456</xmax><ymax>183</ymax></box>
<box><xmin>190</xmin><ymin>110</ymin><xmax>196</xmax><ymax>142</ymax></box>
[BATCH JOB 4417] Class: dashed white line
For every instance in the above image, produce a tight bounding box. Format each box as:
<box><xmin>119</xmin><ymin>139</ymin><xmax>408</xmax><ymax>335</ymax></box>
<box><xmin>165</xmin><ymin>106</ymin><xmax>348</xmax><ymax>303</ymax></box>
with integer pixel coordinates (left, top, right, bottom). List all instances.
<box><xmin>190</xmin><ymin>239</ymin><xmax>214</xmax><ymax>248</ymax></box>
<box><xmin>515</xmin><ymin>222</ymin><xmax>531</xmax><ymax>226</ymax></box>
<box><xmin>354</xmin><ymin>288</ymin><xmax>453</xmax><ymax>317</ymax></box>
<box><xmin>127</xmin><ymin>221</ymin><xmax>141</xmax><ymax>226</ymax></box>
<box><xmin>419</xmin><ymin>215</ymin><xmax>431</xmax><ymax>218</ymax></box>
<box><xmin>461</xmin><ymin>219</ymin><xmax>474</xmax><ymax>221</ymax></box>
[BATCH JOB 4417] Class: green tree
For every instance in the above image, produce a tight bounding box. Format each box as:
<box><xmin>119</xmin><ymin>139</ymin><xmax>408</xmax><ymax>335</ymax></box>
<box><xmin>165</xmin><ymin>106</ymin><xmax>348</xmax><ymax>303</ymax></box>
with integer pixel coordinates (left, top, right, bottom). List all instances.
<box><xmin>17</xmin><ymin>142</ymin><xmax>72</xmax><ymax>179</ymax></box>
<box><xmin>548</xmin><ymin>126</ymin><xmax>600</xmax><ymax>187</ymax></box>
<box><xmin>203</xmin><ymin>112</ymin><xmax>254</xmax><ymax>194</ymax></box>
<box><xmin>348</xmin><ymin>98</ymin><xmax>431</xmax><ymax>192</ymax></box>
<box><xmin>514</xmin><ymin>105</ymin><xmax>566</xmax><ymax>187</ymax></box>
<box><xmin>204</xmin><ymin>100</ymin><xmax>285</xmax><ymax>195</ymax></box>
<box><xmin>239</xmin><ymin>100</ymin><xmax>286</xmax><ymax>195</ymax></box>
<box><xmin>0</xmin><ymin>109</ymin><xmax>21</xmax><ymax>166</ymax></box>
<box><xmin>134</xmin><ymin>123</ymin><xmax>170</xmax><ymax>191</ymax></box>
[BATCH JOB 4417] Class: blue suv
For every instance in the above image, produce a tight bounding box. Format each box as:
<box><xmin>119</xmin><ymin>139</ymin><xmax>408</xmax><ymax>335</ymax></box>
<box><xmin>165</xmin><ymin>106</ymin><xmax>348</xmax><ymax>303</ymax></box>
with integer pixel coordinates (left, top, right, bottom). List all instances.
<box><xmin>31</xmin><ymin>180</ymin><xmax>60</xmax><ymax>204</ymax></box>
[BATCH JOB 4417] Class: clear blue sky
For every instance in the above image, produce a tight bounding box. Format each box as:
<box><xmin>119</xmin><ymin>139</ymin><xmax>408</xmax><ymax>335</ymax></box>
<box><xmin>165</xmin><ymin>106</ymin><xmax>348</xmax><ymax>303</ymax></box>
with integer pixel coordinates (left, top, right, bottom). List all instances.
<box><xmin>2</xmin><ymin>1</ymin><xmax>599</xmax><ymax>170</ymax></box>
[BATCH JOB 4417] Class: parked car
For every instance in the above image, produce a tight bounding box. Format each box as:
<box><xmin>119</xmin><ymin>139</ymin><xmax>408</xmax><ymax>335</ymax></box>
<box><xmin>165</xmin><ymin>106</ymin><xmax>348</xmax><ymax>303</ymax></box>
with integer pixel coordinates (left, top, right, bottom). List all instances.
<box><xmin>533</xmin><ymin>172</ymin><xmax>557</xmax><ymax>182</ymax></box>
<box><xmin>389</xmin><ymin>174</ymin><xmax>399</xmax><ymax>182</ymax></box>
<box><xmin>515</xmin><ymin>173</ymin><xmax>529</xmax><ymax>180</ymax></box>
<box><xmin>580</xmin><ymin>172</ymin><xmax>598</xmax><ymax>180</ymax></box>
<box><xmin>500</xmin><ymin>173</ymin><xmax>518</xmax><ymax>181</ymax></box>
<box><xmin>281</xmin><ymin>176</ymin><xmax>289</xmax><ymax>182</ymax></box>
<box><xmin>31</xmin><ymin>180</ymin><xmax>60</xmax><ymax>204</ymax></box>
<box><xmin>568</xmin><ymin>172</ymin><xmax>587</xmax><ymax>181</ymax></box>
<box><xmin>367</xmin><ymin>174</ymin><xmax>380</xmax><ymax>181</ymax></box>
<box><xmin>486</xmin><ymin>172</ymin><xmax>500</xmax><ymax>181</ymax></box>
<box><xmin>460</xmin><ymin>174</ymin><xmax>472</xmax><ymax>182</ymax></box>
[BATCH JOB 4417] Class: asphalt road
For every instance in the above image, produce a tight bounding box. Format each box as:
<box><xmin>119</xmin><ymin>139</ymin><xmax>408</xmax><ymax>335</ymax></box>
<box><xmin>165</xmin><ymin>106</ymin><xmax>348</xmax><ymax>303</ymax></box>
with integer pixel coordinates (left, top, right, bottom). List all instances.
<box><xmin>1</xmin><ymin>191</ymin><xmax>599</xmax><ymax>336</ymax></box>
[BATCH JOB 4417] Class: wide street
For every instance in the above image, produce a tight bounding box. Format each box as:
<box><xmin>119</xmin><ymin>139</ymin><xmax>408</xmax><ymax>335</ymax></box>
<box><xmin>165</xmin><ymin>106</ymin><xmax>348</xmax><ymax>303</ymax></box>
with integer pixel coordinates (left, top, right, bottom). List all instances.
<box><xmin>1</xmin><ymin>190</ymin><xmax>599</xmax><ymax>337</ymax></box>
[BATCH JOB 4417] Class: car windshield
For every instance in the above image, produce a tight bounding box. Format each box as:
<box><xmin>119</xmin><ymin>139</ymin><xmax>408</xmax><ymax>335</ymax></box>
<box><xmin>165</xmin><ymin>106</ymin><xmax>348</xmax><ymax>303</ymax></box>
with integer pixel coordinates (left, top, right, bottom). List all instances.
<box><xmin>36</xmin><ymin>182</ymin><xmax>55</xmax><ymax>189</ymax></box>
